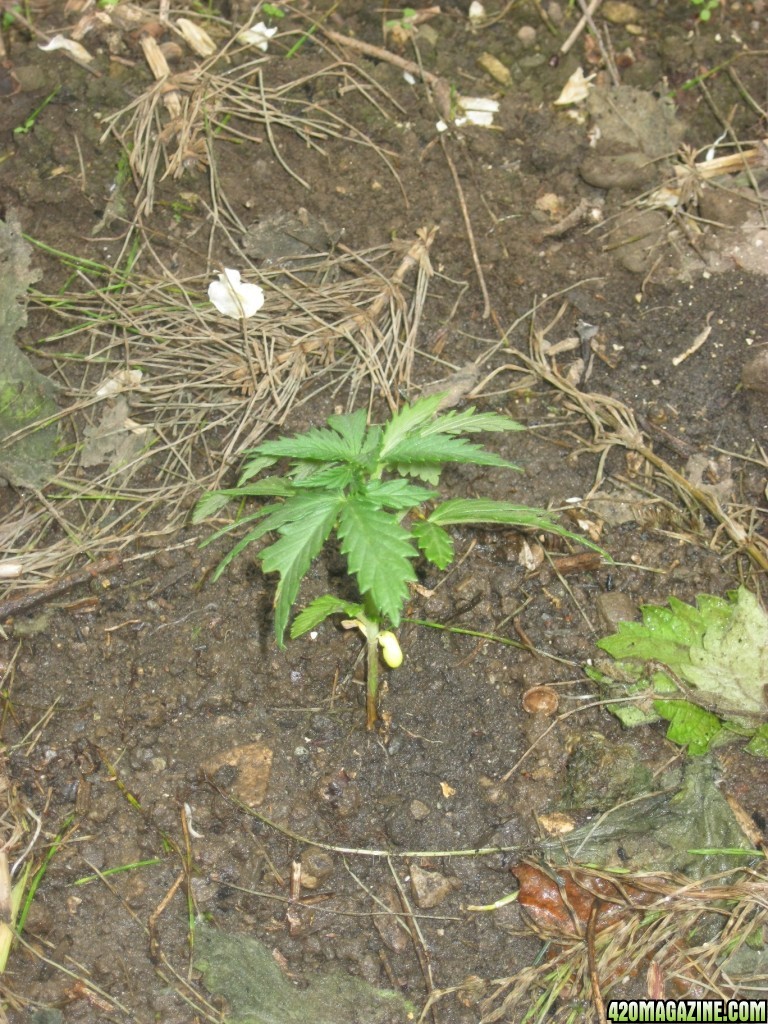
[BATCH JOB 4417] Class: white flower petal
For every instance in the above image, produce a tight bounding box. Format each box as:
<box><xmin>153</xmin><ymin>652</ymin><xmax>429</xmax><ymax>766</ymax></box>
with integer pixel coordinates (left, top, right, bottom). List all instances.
<box><xmin>39</xmin><ymin>34</ymin><xmax>94</xmax><ymax>63</ymax></box>
<box><xmin>554</xmin><ymin>67</ymin><xmax>594</xmax><ymax>106</ymax></box>
<box><xmin>237</xmin><ymin>22</ymin><xmax>278</xmax><ymax>52</ymax></box>
<box><xmin>468</xmin><ymin>1</ymin><xmax>486</xmax><ymax>23</ymax></box>
<box><xmin>458</xmin><ymin>96</ymin><xmax>499</xmax><ymax>114</ymax></box>
<box><xmin>208</xmin><ymin>268</ymin><xmax>265</xmax><ymax>319</ymax></box>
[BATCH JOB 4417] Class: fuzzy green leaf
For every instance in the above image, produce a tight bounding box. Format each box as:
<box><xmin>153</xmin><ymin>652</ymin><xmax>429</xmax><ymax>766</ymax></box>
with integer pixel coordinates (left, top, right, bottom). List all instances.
<box><xmin>597</xmin><ymin>587</ymin><xmax>768</xmax><ymax>723</ymax></box>
<box><xmin>411</xmin><ymin>520</ymin><xmax>454</xmax><ymax>569</ymax></box>
<box><xmin>291</xmin><ymin>594</ymin><xmax>365</xmax><ymax>638</ymax></box>
<box><xmin>337</xmin><ymin>497</ymin><xmax>417</xmax><ymax>625</ymax></box>
<box><xmin>654</xmin><ymin>700</ymin><xmax>723</xmax><ymax>755</ymax></box>
<box><xmin>260</xmin><ymin>493</ymin><xmax>345</xmax><ymax>645</ymax></box>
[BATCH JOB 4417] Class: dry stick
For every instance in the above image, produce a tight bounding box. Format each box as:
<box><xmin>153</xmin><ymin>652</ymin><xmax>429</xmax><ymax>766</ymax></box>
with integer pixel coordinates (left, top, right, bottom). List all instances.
<box><xmin>560</xmin><ymin>0</ymin><xmax>603</xmax><ymax>56</ymax></box>
<box><xmin>517</xmin><ymin>328</ymin><xmax>768</xmax><ymax>573</ymax></box>
<box><xmin>575</xmin><ymin>0</ymin><xmax>619</xmax><ymax>86</ymax></box>
<box><xmin>0</xmin><ymin>555</ymin><xmax>123</xmax><ymax>621</ymax></box>
<box><xmin>440</xmin><ymin>136</ymin><xmax>492</xmax><ymax>319</ymax></box>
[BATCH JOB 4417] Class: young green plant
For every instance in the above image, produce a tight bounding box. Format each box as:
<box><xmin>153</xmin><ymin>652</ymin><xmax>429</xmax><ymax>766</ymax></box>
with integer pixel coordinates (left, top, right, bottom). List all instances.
<box><xmin>194</xmin><ymin>394</ymin><xmax>601</xmax><ymax>728</ymax></box>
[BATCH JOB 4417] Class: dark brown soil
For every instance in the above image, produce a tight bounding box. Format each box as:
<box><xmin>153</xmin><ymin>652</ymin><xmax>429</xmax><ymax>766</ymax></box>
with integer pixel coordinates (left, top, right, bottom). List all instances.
<box><xmin>1</xmin><ymin>2</ymin><xmax>766</xmax><ymax>1023</ymax></box>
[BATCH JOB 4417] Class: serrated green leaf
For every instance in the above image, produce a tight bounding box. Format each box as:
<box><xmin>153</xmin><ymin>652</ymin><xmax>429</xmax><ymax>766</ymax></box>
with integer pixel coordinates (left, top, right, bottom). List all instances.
<box><xmin>418</xmin><ymin>407</ymin><xmax>525</xmax><ymax>437</ymax></box>
<box><xmin>363</xmin><ymin>479</ymin><xmax>437</xmax><ymax>510</ymax></box>
<box><xmin>290</xmin><ymin>594</ymin><xmax>365</xmax><ymax>638</ymax></box>
<box><xmin>411</xmin><ymin>520</ymin><xmax>454</xmax><ymax>569</ymax></box>
<box><xmin>596</xmin><ymin>586</ymin><xmax>768</xmax><ymax>748</ymax></box>
<box><xmin>291</xmin><ymin>464</ymin><xmax>358</xmax><ymax>490</ymax></box>
<box><xmin>383</xmin><ymin>434</ymin><xmax>520</xmax><ymax>470</ymax></box>
<box><xmin>260</xmin><ymin>493</ymin><xmax>345</xmax><ymax>645</ymax></box>
<box><xmin>654</xmin><ymin>699</ymin><xmax>723</xmax><ymax>755</ymax></box>
<box><xmin>192</xmin><ymin>490</ymin><xmax>235</xmax><ymax>523</ymax></box>
<box><xmin>378</xmin><ymin>393</ymin><xmax>446</xmax><ymax>460</ymax></box>
<box><xmin>325</xmin><ymin>408</ymin><xmax>369</xmax><ymax>452</ymax></box>
<box><xmin>337</xmin><ymin>497</ymin><xmax>417</xmax><ymax>625</ymax></box>
<box><xmin>200</xmin><ymin>505</ymin><xmax>278</xmax><ymax>549</ymax></box>
<box><xmin>427</xmin><ymin>499</ymin><xmax>606</xmax><ymax>554</ymax></box>
<box><xmin>237</xmin><ymin>455</ymin><xmax>278</xmax><ymax>485</ymax></box>
<box><xmin>395</xmin><ymin>462</ymin><xmax>442</xmax><ymax>485</ymax></box>
<box><xmin>253</xmin><ymin>423</ymin><xmax>362</xmax><ymax>464</ymax></box>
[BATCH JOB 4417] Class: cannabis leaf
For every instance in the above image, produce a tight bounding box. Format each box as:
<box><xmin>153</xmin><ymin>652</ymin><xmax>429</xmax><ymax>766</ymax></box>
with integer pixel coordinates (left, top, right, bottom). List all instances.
<box><xmin>195</xmin><ymin>393</ymin><xmax>603</xmax><ymax>663</ymax></box>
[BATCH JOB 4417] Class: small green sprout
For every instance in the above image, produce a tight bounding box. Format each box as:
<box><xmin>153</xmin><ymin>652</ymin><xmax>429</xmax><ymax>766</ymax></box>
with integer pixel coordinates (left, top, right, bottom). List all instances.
<box><xmin>689</xmin><ymin>0</ymin><xmax>719</xmax><ymax>20</ymax></box>
<box><xmin>13</xmin><ymin>86</ymin><xmax>60</xmax><ymax>136</ymax></box>
<box><xmin>195</xmin><ymin>394</ymin><xmax>602</xmax><ymax>728</ymax></box>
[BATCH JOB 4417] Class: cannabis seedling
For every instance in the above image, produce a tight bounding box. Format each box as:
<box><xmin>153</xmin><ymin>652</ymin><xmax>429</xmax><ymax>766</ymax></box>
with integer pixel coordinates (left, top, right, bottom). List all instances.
<box><xmin>194</xmin><ymin>394</ymin><xmax>599</xmax><ymax>728</ymax></box>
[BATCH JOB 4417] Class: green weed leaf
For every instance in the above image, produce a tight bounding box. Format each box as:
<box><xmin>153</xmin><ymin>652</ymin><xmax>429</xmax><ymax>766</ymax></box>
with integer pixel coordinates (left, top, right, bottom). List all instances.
<box><xmin>364</xmin><ymin>479</ymin><xmax>437</xmax><ymax>510</ymax></box>
<box><xmin>261</xmin><ymin>493</ymin><xmax>345</xmax><ymax>645</ymax></box>
<box><xmin>196</xmin><ymin>394</ymin><xmax>603</xmax><ymax>667</ymax></box>
<box><xmin>383</xmin><ymin>434</ymin><xmax>519</xmax><ymax>470</ymax></box>
<box><xmin>428</xmin><ymin>498</ymin><xmax>605</xmax><ymax>552</ymax></box>
<box><xmin>378</xmin><ymin>393</ymin><xmax>445</xmax><ymax>459</ymax></box>
<box><xmin>337</xmin><ymin>497</ymin><xmax>417</xmax><ymax>626</ymax></box>
<box><xmin>411</xmin><ymin>520</ymin><xmax>454</xmax><ymax>569</ymax></box>
<box><xmin>291</xmin><ymin>595</ymin><xmax>365</xmax><ymax>638</ymax></box>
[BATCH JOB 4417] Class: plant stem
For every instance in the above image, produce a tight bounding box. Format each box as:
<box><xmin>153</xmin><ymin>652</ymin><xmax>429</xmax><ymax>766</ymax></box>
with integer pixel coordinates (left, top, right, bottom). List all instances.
<box><xmin>366</xmin><ymin>630</ymin><xmax>380</xmax><ymax>730</ymax></box>
<box><xmin>363</xmin><ymin>596</ymin><xmax>381</xmax><ymax>730</ymax></box>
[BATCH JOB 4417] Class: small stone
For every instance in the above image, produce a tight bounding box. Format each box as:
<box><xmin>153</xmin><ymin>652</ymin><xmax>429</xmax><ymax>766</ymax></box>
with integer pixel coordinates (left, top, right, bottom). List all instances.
<box><xmin>741</xmin><ymin>350</ymin><xmax>768</xmax><ymax>394</ymax></box>
<box><xmin>409</xmin><ymin>863</ymin><xmax>461</xmax><ymax>908</ymax></box>
<box><xmin>410</xmin><ymin>799</ymin><xmax>431</xmax><ymax>821</ymax></box>
<box><xmin>516</xmin><ymin>25</ymin><xmax>537</xmax><ymax>46</ymax></box>
<box><xmin>301</xmin><ymin>849</ymin><xmax>334</xmax><ymax>889</ymax></box>
<box><xmin>601</xmin><ymin>1</ymin><xmax>641</xmax><ymax>24</ymax></box>
<box><xmin>596</xmin><ymin>591</ymin><xmax>637</xmax><ymax>632</ymax></box>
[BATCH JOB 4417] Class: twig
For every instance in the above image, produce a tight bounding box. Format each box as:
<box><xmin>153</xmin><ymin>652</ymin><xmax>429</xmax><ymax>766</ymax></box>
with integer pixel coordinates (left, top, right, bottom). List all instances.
<box><xmin>575</xmin><ymin>0</ymin><xmax>619</xmax><ymax>86</ymax></box>
<box><xmin>671</xmin><ymin>311</ymin><xmax>713</xmax><ymax>366</ymax></box>
<box><xmin>0</xmin><ymin>555</ymin><xmax>122</xmax><ymax>621</ymax></box>
<box><xmin>560</xmin><ymin>0</ymin><xmax>603</xmax><ymax>56</ymax></box>
<box><xmin>440</xmin><ymin>136</ymin><xmax>492</xmax><ymax>318</ymax></box>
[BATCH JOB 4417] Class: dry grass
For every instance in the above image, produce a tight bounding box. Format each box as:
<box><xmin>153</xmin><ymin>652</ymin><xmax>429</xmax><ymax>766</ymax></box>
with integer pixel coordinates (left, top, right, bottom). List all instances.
<box><xmin>479</xmin><ymin>860</ymin><xmax>768</xmax><ymax>1023</ymax></box>
<box><xmin>1</xmin><ymin>229</ymin><xmax>435</xmax><ymax>580</ymax></box>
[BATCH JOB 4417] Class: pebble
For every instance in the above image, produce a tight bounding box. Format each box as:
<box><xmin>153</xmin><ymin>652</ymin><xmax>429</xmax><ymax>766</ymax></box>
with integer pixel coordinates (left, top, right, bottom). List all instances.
<box><xmin>410</xmin><ymin>799</ymin><xmax>431</xmax><ymax>821</ymax></box>
<box><xmin>409</xmin><ymin>864</ymin><xmax>461</xmax><ymax>908</ymax></box>
<box><xmin>595</xmin><ymin>591</ymin><xmax>637</xmax><ymax>632</ymax></box>
<box><xmin>741</xmin><ymin>350</ymin><xmax>768</xmax><ymax>394</ymax></box>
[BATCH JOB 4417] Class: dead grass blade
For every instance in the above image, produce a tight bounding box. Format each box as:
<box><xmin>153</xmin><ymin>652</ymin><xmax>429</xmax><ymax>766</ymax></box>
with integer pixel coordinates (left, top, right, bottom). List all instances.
<box><xmin>484</xmin><ymin>308</ymin><xmax>768</xmax><ymax>572</ymax></box>
<box><xmin>480</xmin><ymin>861</ymin><xmax>768</xmax><ymax>1023</ymax></box>
<box><xmin>0</xmin><ymin>232</ymin><xmax>434</xmax><ymax>582</ymax></box>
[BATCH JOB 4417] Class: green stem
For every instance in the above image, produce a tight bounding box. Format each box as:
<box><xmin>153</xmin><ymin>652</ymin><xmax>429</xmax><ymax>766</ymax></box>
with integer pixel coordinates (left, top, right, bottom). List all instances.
<box><xmin>366</xmin><ymin>630</ymin><xmax>380</xmax><ymax>730</ymax></box>
<box><xmin>362</xmin><ymin>595</ymin><xmax>381</xmax><ymax>730</ymax></box>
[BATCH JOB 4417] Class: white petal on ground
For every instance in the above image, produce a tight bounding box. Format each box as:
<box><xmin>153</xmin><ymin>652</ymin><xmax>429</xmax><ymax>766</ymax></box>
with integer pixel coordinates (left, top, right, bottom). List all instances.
<box><xmin>553</xmin><ymin>67</ymin><xmax>595</xmax><ymax>106</ymax></box>
<box><xmin>208</xmin><ymin>269</ymin><xmax>265</xmax><ymax>319</ymax></box>
<box><xmin>39</xmin><ymin>35</ymin><xmax>94</xmax><ymax>63</ymax></box>
<box><xmin>237</xmin><ymin>22</ymin><xmax>278</xmax><ymax>51</ymax></box>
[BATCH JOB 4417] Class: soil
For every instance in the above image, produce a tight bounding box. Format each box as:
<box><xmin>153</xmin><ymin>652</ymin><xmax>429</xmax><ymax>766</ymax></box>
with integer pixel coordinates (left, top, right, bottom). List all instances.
<box><xmin>1</xmin><ymin>2</ymin><xmax>767</xmax><ymax>1023</ymax></box>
